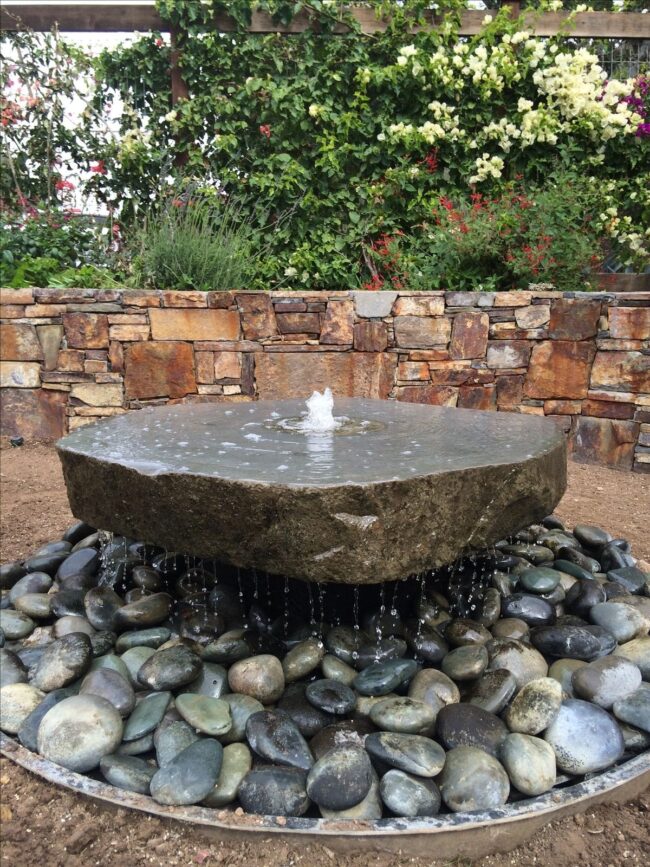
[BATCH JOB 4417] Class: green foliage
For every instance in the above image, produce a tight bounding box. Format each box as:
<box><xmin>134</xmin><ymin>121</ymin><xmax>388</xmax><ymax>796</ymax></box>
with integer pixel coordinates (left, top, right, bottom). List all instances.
<box><xmin>128</xmin><ymin>193</ymin><xmax>260</xmax><ymax>290</ymax></box>
<box><xmin>48</xmin><ymin>264</ymin><xmax>123</xmax><ymax>289</ymax></box>
<box><xmin>368</xmin><ymin>173</ymin><xmax>602</xmax><ymax>292</ymax></box>
<box><xmin>6</xmin><ymin>256</ymin><xmax>61</xmax><ymax>288</ymax></box>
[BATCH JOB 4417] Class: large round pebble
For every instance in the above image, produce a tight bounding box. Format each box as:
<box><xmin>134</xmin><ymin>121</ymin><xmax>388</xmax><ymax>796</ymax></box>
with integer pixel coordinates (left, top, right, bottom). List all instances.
<box><xmin>37</xmin><ymin>694</ymin><xmax>123</xmax><ymax>772</ymax></box>
<box><xmin>543</xmin><ymin>699</ymin><xmax>625</xmax><ymax>774</ymax></box>
<box><xmin>500</xmin><ymin>733</ymin><xmax>557</xmax><ymax>796</ymax></box>
<box><xmin>439</xmin><ymin>746</ymin><xmax>510</xmax><ymax>812</ymax></box>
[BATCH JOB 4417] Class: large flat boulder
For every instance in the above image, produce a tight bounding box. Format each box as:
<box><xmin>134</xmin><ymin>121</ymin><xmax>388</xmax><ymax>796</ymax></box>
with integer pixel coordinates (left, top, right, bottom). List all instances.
<box><xmin>57</xmin><ymin>400</ymin><xmax>566</xmax><ymax>584</ymax></box>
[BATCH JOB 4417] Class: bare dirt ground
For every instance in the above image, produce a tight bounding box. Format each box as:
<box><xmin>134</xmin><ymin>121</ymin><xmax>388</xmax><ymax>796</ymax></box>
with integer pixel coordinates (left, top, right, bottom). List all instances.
<box><xmin>1</xmin><ymin>443</ymin><xmax>649</xmax><ymax>867</ymax></box>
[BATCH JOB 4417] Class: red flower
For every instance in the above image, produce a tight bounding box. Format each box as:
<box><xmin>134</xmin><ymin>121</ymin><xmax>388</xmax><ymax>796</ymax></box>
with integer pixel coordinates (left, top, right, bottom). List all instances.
<box><xmin>423</xmin><ymin>149</ymin><xmax>438</xmax><ymax>173</ymax></box>
<box><xmin>155</xmin><ymin>38</ymin><xmax>164</xmax><ymax>47</ymax></box>
<box><xmin>259</xmin><ymin>124</ymin><xmax>271</xmax><ymax>139</ymax></box>
<box><xmin>90</xmin><ymin>161</ymin><xmax>106</xmax><ymax>174</ymax></box>
<box><xmin>55</xmin><ymin>179</ymin><xmax>75</xmax><ymax>191</ymax></box>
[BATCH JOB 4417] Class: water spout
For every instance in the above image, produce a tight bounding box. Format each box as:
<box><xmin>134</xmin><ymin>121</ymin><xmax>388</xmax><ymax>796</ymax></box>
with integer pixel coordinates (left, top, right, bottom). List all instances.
<box><xmin>299</xmin><ymin>388</ymin><xmax>340</xmax><ymax>434</ymax></box>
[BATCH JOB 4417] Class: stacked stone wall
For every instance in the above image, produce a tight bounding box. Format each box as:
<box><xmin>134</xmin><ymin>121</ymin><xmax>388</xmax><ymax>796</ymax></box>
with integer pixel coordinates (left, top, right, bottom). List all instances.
<box><xmin>1</xmin><ymin>287</ymin><xmax>648</xmax><ymax>471</ymax></box>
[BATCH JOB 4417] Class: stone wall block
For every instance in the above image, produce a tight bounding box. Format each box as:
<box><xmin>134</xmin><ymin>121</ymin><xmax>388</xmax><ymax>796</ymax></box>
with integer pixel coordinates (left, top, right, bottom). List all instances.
<box><xmin>449</xmin><ymin>311</ymin><xmax>489</xmax><ymax>359</ymax></box>
<box><xmin>149</xmin><ymin>308</ymin><xmax>240</xmax><ymax>342</ymax></box>
<box><xmin>392</xmin><ymin>296</ymin><xmax>444</xmax><ymax>316</ymax></box>
<box><xmin>590</xmin><ymin>351</ymin><xmax>650</xmax><ymax>394</ymax></box>
<box><xmin>0</xmin><ymin>288</ymin><xmax>34</xmax><ymax>305</ymax></box>
<box><xmin>69</xmin><ymin>383</ymin><xmax>123</xmax><ymax>407</ymax></box>
<box><xmin>236</xmin><ymin>293</ymin><xmax>277</xmax><ymax>340</ymax></box>
<box><xmin>0</xmin><ymin>388</ymin><xmax>67</xmax><ymax>438</ymax></box>
<box><xmin>353</xmin><ymin>321</ymin><xmax>388</xmax><ymax>352</ymax></box>
<box><xmin>0</xmin><ymin>323</ymin><xmax>43</xmax><ymax>361</ymax></box>
<box><xmin>0</xmin><ymin>361</ymin><xmax>41</xmax><ymax>388</ymax></box>
<box><xmin>352</xmin><ymin>291</ymin><xmax>396</xmax><ymax>318</ymax></box>
<box><xmin>549</xmin><ymin>299</ymin><xmax>601</xmax><ymax>340</ymax></box>
<box><xmin>109</xmin><ymin>324</ymin><xmax>151</xmax><ymax>342</ymax></box>
<box><xmin>241</xmin><ymin>353</ymin><xmax>255</xmax><ymax>397</ymax></box>
<box><xmin>608</xmin><ymin>307</ymin><xmax>650</xmax><ymax>340</ymax></box>
<box><xmin>582</xmin><ymin>399</ymin><xmax>636</xmax><ymax>420</ymax></box>
<box><xmin>458</xmin><ymin>384</ymin><xmax>497</xmax><ymax>410</ymax></box>
<box><xmin>394</xmin><ymin>316</ymin><xmax>451</xmax><ymax>348</ymax></box>
<box><xmin>161</xmin><ymin>291</ymin><xmax>207</xmax><ymax>308</ymax></box>
<box><xmin>525</xmin><ymin>341</ymin><xmax>595</xmax><ymax>399</ymax></box>
<box><xmin>214</xmin><ymin>351</ymin><xmax>243</xmax><ymax>381</ymax></box>
<box><xmin>543</xmin><ymin>399</ymin><xmax>582</xmax><ymax>415</ymax></box>
<box><xmin>108</xmin><ymin>341</ymin><xmax>124</xmax><ymax>374</ymax></box>
<box><xmin>496</xmin><ymin>374</ymin><xmax>524</xmax><ymax>409</ymax></box>
<box><xmin>63</xmin><ymin>313</ymin><xmax>109</xmax><ymax>349</ymax></box>
<box><xmin>395</xmin><ymin>385</ymin><xmax>458</xmax><ymax>406</ymax></box>
<box><xmin>515</xmin><ymin>305</ymin><xmax>550</xmax><ymax>329</ymax></box>
<box><xmin>320</xmin><ymin>299</ymin><xmax>354</xmax><ymax>345</ymax></box>
<box><xmin>397</xmin><ymin>361</ymin><xmax>430</xmax><ymax>381</ymax></box>
<box><xmin>255</xmin><ymin>351</ymin><xmax>395</xmax><ymax>400</ymax></box>
<box><xmin>124</xmin><ymin>341</ymin><xmax>197</xmax><ymax>400</ymax></box>
<box><xmin>195</xmin><ymin>351</ymin><xmax>215</xmax><ymax>384</ymax></box>
<box><xmin>121</xmin><ymin>291</ymin><xmax>161</xmax><ymax>308</ymax></box>
<box><xmin>58</xmin><ymin>349</ymin><xmax>85</xmax><ymax>372</ymax></box>
<box><xmin>276</xmin><ymin>312</ymin><xmax>321</xmax><ymax>335</ymax></box>
<box><xmin>36</xmin><ymin>324</ymin><xmax>63</xmax><ymax>370</ymax></box>
<box><xmin>486</xmin><ymin>340</ymin><xmax>531</xmax><ymax>369</ymax></box>
<box><xmin>571</xmin><ymin>416</ymin><xmax>639</xmax><ymax>470</ymax></box>
<box><xmin>493</xmin><ymin>291</ymin><xmax>532</xmax><ymax>308</ymax></box>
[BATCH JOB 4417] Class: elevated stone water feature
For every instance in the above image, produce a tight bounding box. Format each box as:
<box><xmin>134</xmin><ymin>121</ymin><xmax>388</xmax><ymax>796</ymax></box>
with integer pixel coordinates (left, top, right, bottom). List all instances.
<box><xmin>1</xmin><ymin>391</ymin><xmax>649</xmax><ymax>858</ymax></box>
<box><xmin>55</xmin><ymin>396</ymin><xmax>566</xmax><ymax>583</ymax></box>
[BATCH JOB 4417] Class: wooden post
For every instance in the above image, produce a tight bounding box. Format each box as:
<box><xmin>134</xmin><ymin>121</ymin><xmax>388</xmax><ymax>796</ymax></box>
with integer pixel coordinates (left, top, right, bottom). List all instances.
<box><xmin>169</xmin><ymin>23</ymin><xmax>189</xmax><ymax>167</ymax></box>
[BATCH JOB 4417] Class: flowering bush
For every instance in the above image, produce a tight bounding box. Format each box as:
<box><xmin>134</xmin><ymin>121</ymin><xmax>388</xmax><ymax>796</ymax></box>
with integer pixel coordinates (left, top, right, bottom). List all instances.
<box><xmin>366</xmin><ymin>173</ymin><xmax>603</xmax><ymax>291</ymax></box>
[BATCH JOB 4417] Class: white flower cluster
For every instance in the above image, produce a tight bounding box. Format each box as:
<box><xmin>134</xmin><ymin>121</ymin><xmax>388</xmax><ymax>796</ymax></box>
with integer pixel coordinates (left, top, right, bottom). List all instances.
<box><xmin>469</xmin><ymin>153</ymin><xmax>505</xmax><ymax>184</ymax></box>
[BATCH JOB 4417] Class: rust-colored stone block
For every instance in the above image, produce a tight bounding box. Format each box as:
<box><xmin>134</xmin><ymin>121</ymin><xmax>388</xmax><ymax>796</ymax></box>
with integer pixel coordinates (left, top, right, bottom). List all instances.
<box><xmin>276</xmin><ymin>312</ymin><xmax>321</xmax><ymax>334</ymax></box>
<box><xmin>83</xmin><ymin>359</ymin><xmax>108</xmax><ymax>374</ymax></box>
<box><xmin>397</xmin><ymin>361</ymin><xmax>430</xmax><ymax>381</ymax></box>
<box><xmin>236</xmin><ymin>293</ymin><xmax>276</xmax><ymax>340</ymax></box>
<box><xmin>609</xmin><ymin>307</ymin><xmax>650</xmax><ymax>340</ymax></box>
<box><xmin>525</xmin><ymin>341</ymin><xmax>595</xmax><ymax>399</ymax></box>
<box><xmin>0</xmin><ymin>305</ymin><xmax>26</xmax><ymax>318</ymax></box>
<box><xmin>121</xmin><ymin>290</ymin><xmax>161</xmax><ymax>308</ymax></box>
<box><xmin>353</xmin><ymin>321</ymin><xmax>388</xmax><ymax>352</ymax></box>
<box><xmin>207</xmin><ymin>291</ymin><xmax>234</xmax><ymax>309</ymax></box>
<box><xmin>108</xmin><ymin>341</ymin><xmax>124</xmax><ymax>374</ymax></box>
<box><xmin>571</xmin><ymin>416</ymin><xmax>639</xmax><ymax>470</ymax></box>
<box><xmin>392</xmin><ymin>296</ymin><xmax>444</xmax><ymax>316</ymax></box>
<box><xmin>58</xmin><ymin>349</ymin><xmax>85</xmax><ymax>372</ymax></box>
<box><xmin>161</xmin><ymin>291</ymin><xmax>207</xmax><ymax>308</ymax></box>
<box><xmin>458</xmin><ymin>384</ymin><xmax>496</xmax><ymax>410</ymax></box>
<box><xmin>36</xmin><ymin>324</ymin><xmax>63</xmax><ymax>370</ymax></box>
<box><xmin>70</xmin><ymin>383</ymin><xmax>123</xmax><ymax>407</ymax></box>
<box><xmin>395</xmin><ymin>385</ymin><xmax>458</xmax><ymax>406</ymax></box>
<box><xmin>195</xmin><ymin>351</ymin><xmax>215</xmax><ymax>384</ymax></box>
<box><xmin>63</xmin><ymin>313</ymin><xmax>109</xmax><ymax>349</ymax></box>
<box><xmin>409</xmin><ymin>349</ymin><xmax>449</xmax><ymax>362</ymax></box>
<box><xmin>590</xmin><ymin>351</ymin><xmax>650</xmax><ymax>394</ymax></box>
<box><xmin>486</xmin><ymin>340</ymin><xmax>531</xmax><ymax>369</ymax></box>
<box><xmin>0</xmin><ymin>323</ymin><xmax>43</xmax><ymax>361</ymax></box>
<box><xmin>320</xmin><ymin>300</ymin><xmax>354</xmax><ymax>345</ymax></box>
<box><xmin>544</xmin><ymin>399</ymin><xmax>582</xmax><ymax>415</ymax></box>
<box><xmin>430</xmin><ymin>368</ymin><xmax>475</xmax><ymax>386</ymax></box>
<box><xmin>496</xmin><ymin>374</ymin><xmax>524</xmax><ymax>410</ymax></box>
<box><xmin>149</xmin><ymin>308</ymin><xmax>240</xmax><ymax>342</ymax></box>
<box><xmin>25</xmin><ymin>304</ymin><xmax>62</xmax><ymax>318</ymax></box>
<box><xmin>549</xmin><ymin>299</ymin><xmax>600</xmax><ymax>340</ymax></box>
<box><xmin>255</xmin><ymin>352</ymin><xmax>396</xmax><ymax>400</ymax></box>
<box><xmin>0</xmin><ymin>387</ymin><xmax>67</xmax><ymax>439</ymax></box>
<box><xmin>394</xmin><ymin>316</ymin><xmax>451</xmax><ymax>348</ymax></box>
<box><xmin>582</xmin><ymin>399</ymin><xmax>636</xmax><ymax>420</ymax></box>
<box><xmin>493</xmin><ymin>291</ymin><xmax>532</xmax><ymax>308</ymax></box>
<box><xmin>241</xmin><ymin>353</ymin><xmax>255</xmax><ymax>397</ymax></box>
<box><xmin>124</xmin><ymin>341</ymin><xmax>197</xmax><ymax>400</ymax></box>
<box><xmin>450</xmin><ymin>311</ymin><xmax>489</xmax><ymax>360</ymax></box>
<box><xmin>214</xmin><ymin>351</ymin><xmax>242</xmax><ymax>381</ymax></box>
<box><xmin>108</xmin><ymin>324</ymin><xmax>151</xmax><ymax>342</ymax></box>
<box><xmin>0</xmin><ymin>288</ymin><xmax>33</xmax><ymax>305</ymax></box>
<box><xmin>274</xmin><ymin>301</ymin><xmax>307</xmax><ymax>313</ymax></box>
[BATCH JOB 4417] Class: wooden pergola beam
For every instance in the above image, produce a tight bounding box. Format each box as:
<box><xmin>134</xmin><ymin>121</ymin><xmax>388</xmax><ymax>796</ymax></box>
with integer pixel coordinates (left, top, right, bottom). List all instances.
<box><xmin>1</xmin><ymin>4</ymin><xmax>650</xmax><ymax>39</ymax></box>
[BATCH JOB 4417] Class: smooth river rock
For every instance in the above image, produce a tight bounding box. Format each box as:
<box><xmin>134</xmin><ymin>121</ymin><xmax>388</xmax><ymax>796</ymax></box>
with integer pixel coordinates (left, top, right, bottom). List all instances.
<box><xmin>572</xmin><ymin>657</ymin><xmax>642</xmax><ymax>709</ymax></box>
<box><xmin>150</xmin><ymin>738</ymin><xmax>223</xmax><ymax>806</ymax></box>
<box><xmin>175</xmin><ymin>694</ymin><xmax>232</xmax><ymax>736</ymax></box>
<box><xmin>228</xmin><ymin>655</ymin><xmax>285</xmax><ymax>704</ymax></box>
<box><xmin>137</xmin><ymin>645</ymin><xmax>202</xmax><ymax>691</ymax></box>
<box><xmin>37</xmin><ymin>694</ymin><xmax>123</xmax><ymax>772</ymax></box>
<box><xmin>306</xmin><ymin>745</ymin><xmax>373</xmax><ymax>810</ymax></box>
<box><xmin>439</xmin><ymin>746</ymin><xmax>510</xmax><ymax>812</ymax></box>
<box><xmin>31</xmin><ymin>633</ymin><xmax>92</xmax><ymax>691</ymax></box>
<box><xmin>504</xmin><ymin>678</ymin><xmax>563</xmax><ymax>735</ymax></box>
<box><xmin>79</xmin><ymin>668</ymin><xmax>135</xmax><ymax>717</ymax></box>
<box><xmin>436</xmin><ymin>703</ymin><xmax>508</xmax><ymax>757</ymax></box>
<box><xmin>365</xmin><ymin>732</ymin><xmax>445</xmax><ymax>778</ymax></box>
<box><xmin>543</xmin><ymin>699</ymin><xmax>625</xmax><ymax>774</ymax></box>
<box><xmin>245</xmin><ymin>709</ymin><xmax>313</xmax><ymax>770</ymax></box>
<box><xmin>202</xmin><ymin>742</ymin><xmax>252</xmax><ymax>807</ymax></box>
<box><xmin>100</xmin><ymin>754</ymin><xmax>156</xmax><ymax>795</ymax></box>
<box><xmin>0</xmin><ymin>683</ymin><xmax>45</xmax><ymax>734</ymax></box>
<box><xmin>379</xmin><ymin>769</ymin><xmax>441</xmax><ymax>817</ymax></box>
<box><xmin>238</xmin><ymin>766</ymin><xmax>310</xmax><ymax>817</ymax></box>
<box><xmin>500</xmin><ymin>733</ymin><xmax>557</xmax><ymax>796</ymax></box>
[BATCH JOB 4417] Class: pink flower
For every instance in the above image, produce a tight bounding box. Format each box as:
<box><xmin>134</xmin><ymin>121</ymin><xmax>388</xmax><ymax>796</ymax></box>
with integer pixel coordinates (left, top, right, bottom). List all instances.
<box><xmin>259</xmin><ymin>124</ymin><xmax>271</xmax><ymax>139</ymax></box>
<box><xmin>55</xmin><ymin>179</ymin><xmax>74</xmax><ymax>191</ymax></box>
<box><xmin>90</xmin><ymin>161</ymin><xmax>106</xmax><ymax>174</ymax></box>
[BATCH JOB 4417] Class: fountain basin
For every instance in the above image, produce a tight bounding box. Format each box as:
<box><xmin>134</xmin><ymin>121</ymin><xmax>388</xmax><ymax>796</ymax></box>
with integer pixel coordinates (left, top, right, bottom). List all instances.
<box><xmin>56</xmin><ymin>400</ymin><xmax>567</xmax><ymax>584</ymax></box>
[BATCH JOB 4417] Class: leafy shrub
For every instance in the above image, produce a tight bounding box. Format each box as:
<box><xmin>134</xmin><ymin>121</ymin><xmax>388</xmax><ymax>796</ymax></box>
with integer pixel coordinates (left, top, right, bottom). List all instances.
<box><xmin>5</xmin><ymin>256</ymin><xmax>61</xmax><ymax>288</ymax></box>
<box><xmin>366</xmin><ymin>174</ymin><xmax>602</xmax><ymax>292</ymax></box>
<box><xmin>128</xmin><ymin>194</ymin><xmax>259</xmax><ymax>291</ymax></box>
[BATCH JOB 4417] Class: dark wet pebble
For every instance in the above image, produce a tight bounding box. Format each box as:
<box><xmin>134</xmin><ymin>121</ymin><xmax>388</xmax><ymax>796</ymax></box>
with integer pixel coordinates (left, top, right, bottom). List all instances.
<box><xmin>277</xmin><ymin>683</ymin><xmax>335</xmax><ymax>738</ymax></box>
<box><xmin>100</xmin><ymin>754</ymin><xmax>156</xmax><ymax>794</ymax></box>
<box><xmin>324</xmin><ymin>626</ymin><xmax>365</xmax><ymax>665</ymax></box>
<box><xmin>31</xmin><ymin>632</ymin><xmax>92</xmax><ymax>691</ymax></box>
<box><xmin>502</xmin><ymin>544</ymin><xmax>554</xmax><ymax>565</ymax></box>
<box><xmin>137</xmin><ymin>645</ymin><xmax>202</xmax><ymax>691</ymax></box>
<box><xmin>573</xmin><ymin>524</ymin><xmax>611</xmax><ymax>550</ymax></box>
<box><xmin>13</xmin><ymin>593</ymin><xmax>50</xmax><ymax>619</ymax></box>
<box><xmin>530</xmin><ymin>625</ymin><xmax>603</xmax><ymax>662</ymax></box>
<box><xmin>556</xmin><ymin>547</ymin><xmax>600</xmax><ymax>574</ymax></box>
<box><xmin>553</xmin><ymin>560</ymin><xmax>594</xmax><ymax>582</ymax></box>
<box><xmin>441</xmin><ymin>645</ymin><xmax>488</xmax><ymax>681</ymax></box>
<box><xmin>58</xmin><ymin>573</ymin><xmax>97</xmax><ymax>593</ymax></box>
<box><xmin>467</xmin><ymin>669</ymin><xmax>518</xmax><ymax>715</ymax></box>
<box><xmin>9</xmin><ymin>572</ymin><xmax>52</xmax><ymax>604</ymax></box>
<box><xmin>24</xmin><ymin>552</ymin><xmax>68</xmax><ymax>576</ymax></box>
<box><xmin>565</xmin><ymin>580</ymin><xmax>606</xmax><ymax>619</ymax></box>
<box><xmin>0</xmin><ymin>609</ymin><xmax>34</xmax><ymax>640</ymax></box>
<box><xmin>436</xmin><ymin>703</ymin><xmax>508</xmax><ymax>757</ymax></box>
<box><xmin>306</xmin><ymin>745</ymin><xmax>372</xmax><ymax>810</ymax></box>
<box><xmin>0</xmin><ymin>649</ymin><xmax>27</xmax><ymax>688</ymax></box>
<box><xmin>54</xmin><ymin>614</ymin><xmax>95</xmax><ymax>638</ymax></box>
<box><xmin>445</xmin><ymin>620</ymin><xmax>492</xmax><ymax>647</ymax></box>
<box><xmin>71</xmin><ymin>533</ymin><xmax>101</xmax><ymax>552</ymax></box>
<box><xmin>354</xmin><ymin>659</ymin><xmax>418</xmax><ymax>696</ymax></box>
<box><xmin>501</xmin><ymin>594</ymin><xmax>556</xmax><ymax>627</ymax></box>
<box><xmin>84</xmin><ymin>586</ymin><xmax>124</xmax><ymax>631</ymax></box>
<box><xmin>0</xmin><ymin>561</ymin><xmax>26</xmax><ymax>591</ymax></box>
<box><xmin>123</xmin><ymin>691</ymin><xmax>171</xmax><ymax>741</ymax></box>
<box><xmin>114</xmin><ymin>628</ymin><xmax>171</xmax><ymax>654</ymax></box>
<box><xmin>17</xmin><ymin>686</ymin><xmax>77</xmax><ymax>751</ymax></box>
<box><xmin>404</xmin><ymin>625</ymin><xmax>448</xmax><ymax>663</ymax></box>
<box><xmin>606</xmin><ymin>566</ymin><xmax>647</xmax><ymax>595</ymax></box>
<box><xmin>150</xmin><ymin>738</ymin><xmax>223</xmax><ymax>806</ymax></box>
<box><xmin>282</xmin><ymin>638</ymin><xmax>325</xmax><ymax>682</ymax></box>
<box><xmin>79</xmin><ymin>667</ymin><xmax>135</xmax><ymax>717</ymax></box>
<box><xmin>354</xmin><ymin>637</ymin><xmax>408</xmax><ymax>669</ymax></box>
<box><xmin>309</xmin><ymin>719</ymin><xmax>375</xmax><ymax>760</ymax></box>
<box><xmin>590</xmin><ymin>602</ymin><xmax>646</xmax><ymax>644</ymax></box>
<box><xmin>114</xmin><ymin>593</ymin><xmax>173</xmax><ymax>630</ymax></box>
<box><xmin>35</xmin><ymin>541</ymin><xmax>71</xmax><ymax>557</ymax></box>
<box><xmin>365</xmin><ymin>732</ymin><xmax>445</xmax><ymax>778</ymax></box>
<box><xmin>369</xmin><ymin>697</ymin><xmax>435</xmax><ymax>734</ymax></box>
<box><xmin>62</xmin><ymin>521</ymin><xmax>96</xmax><ymax>546</ymax></box>
<box><xmin>306</xmin><ymin>679</ymin><xmax>356</xmax><ymax>715</ymax></box>
<box><xmin>379</xmin><ymin>769</ymin><xmax>440</xmax><ymax>817</ymax></box>
<box><xmin>220</xmin><ymin>693</ymin><xmax>264</xmax><ymax>744</ymax></box>
<box><xmin>56</xmin><ymin>548</ymin><xmax>99</xmax><ymax>582</ymax></box>
<box><xmin>238</xmin><ymin>766</ymin><xmax>310</xmax><ymax>817</ymax></box>
<box><xmin>201</xmin><ymin>630</ymin><xmax>252</xmax><ymax>665</ymax></box>
<box><xmin>89</xmin><ymin>630</ymin><xmax>116</xmax><ymax>657</ymax></box>
<box><xmin>154</xmin><ymin>719</ymin><xmax>199</xmax><ymax>766</ymax></box>
<box><xmin>246</xmin><ymin>709</ymin><xmax>314</xmax><ymax>770</ymax></box>
<box><xmin>519</xmin><ymin>568</ymin><xmax>561</xmax><ymax>595</ymax></box>
<box><xmin>612</xmin><ymin>685</ymin><xmax>650</xmax><ymax>733</ymax></box>
<box><xmin>131</xmin><ymin>565</ymin><xmax>163</xmax><ymax>592</ymax></box>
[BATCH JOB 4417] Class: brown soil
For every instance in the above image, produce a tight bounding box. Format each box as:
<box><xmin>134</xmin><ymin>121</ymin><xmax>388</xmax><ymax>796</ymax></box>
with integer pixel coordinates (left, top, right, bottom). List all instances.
<box><xmin>1</xmin><ymin>443</ymin><xmax>649</xmax><ymax>867</ymax></box>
